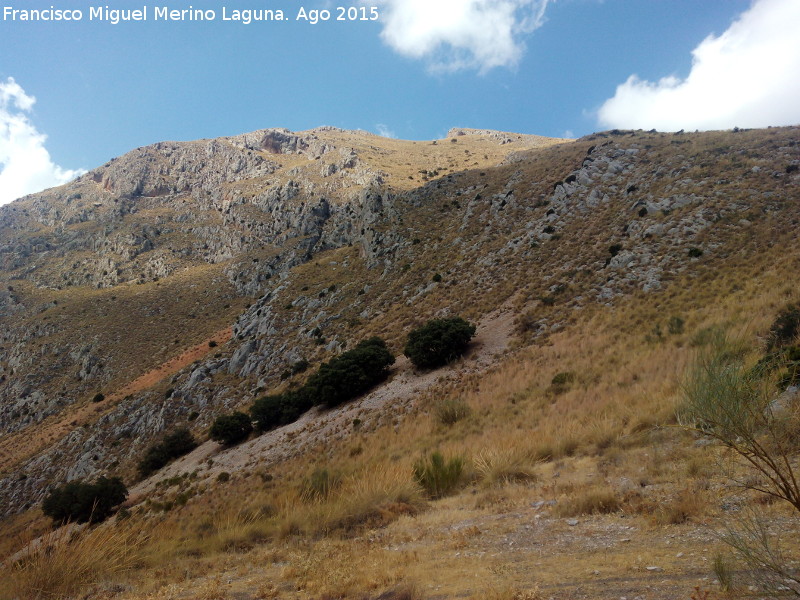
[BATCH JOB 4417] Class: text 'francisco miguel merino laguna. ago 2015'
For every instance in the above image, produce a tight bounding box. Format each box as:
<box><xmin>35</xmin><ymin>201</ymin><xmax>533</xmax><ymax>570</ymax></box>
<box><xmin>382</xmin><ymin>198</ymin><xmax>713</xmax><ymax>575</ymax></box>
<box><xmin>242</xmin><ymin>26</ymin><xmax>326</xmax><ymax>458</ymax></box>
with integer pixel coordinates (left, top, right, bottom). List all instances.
<box><xmin>2</xmin><ymin>5</ymin><xmax>380</xmax><ymax>25</ymax></box>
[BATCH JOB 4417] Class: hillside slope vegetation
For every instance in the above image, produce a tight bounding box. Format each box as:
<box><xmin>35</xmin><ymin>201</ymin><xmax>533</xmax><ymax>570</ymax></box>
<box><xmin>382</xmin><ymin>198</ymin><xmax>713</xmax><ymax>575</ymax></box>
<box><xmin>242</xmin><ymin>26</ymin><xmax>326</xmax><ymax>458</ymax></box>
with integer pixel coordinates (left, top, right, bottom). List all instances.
<box><xmin>1</xmin><ymin>125</ymin><xmax>799</xmax><ymax>599</ymax></box>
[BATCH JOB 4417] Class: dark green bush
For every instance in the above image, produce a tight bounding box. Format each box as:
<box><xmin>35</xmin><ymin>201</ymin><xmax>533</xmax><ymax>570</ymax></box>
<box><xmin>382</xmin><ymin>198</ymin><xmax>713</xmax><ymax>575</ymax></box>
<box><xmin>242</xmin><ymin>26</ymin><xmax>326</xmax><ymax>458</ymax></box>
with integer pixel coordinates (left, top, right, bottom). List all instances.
<box><xmin>304</xmin><ymin>337</ymin><xmax>394</xmax><ymax>407</ymax></box>
<box><xmin>248</xmin><ymin>338</ymin><xmax>393</xmax><ymax>434</ymax></box>
<box><xmin>209</xmin><ymin>412</ymin><xmax>253</xmax><ymax>445</ymax></box>
<box><xmin>413</xmin><ymin>452</ymin><xmax>464</xmax><ymax>499</ymax></box>
<box><xmin>42</xmin><ymin>477</ymin><xmax>128</xmax><ymax>525</ymax></box>
<box><xmin>767</xmin><ymin>304</ymin><xmax>800</xmax><ymax>351</ymax></box>
<box><xmin>138</xmin><ymin>428</ymin><xmax>198</xmax><ymax>478</ymax></box>
<box><xmin>688</xmin><ymin>247</ymin><xmax>703</xmax><ymax>258</ymax></box>
<box><xmin>404</xmin><ymin>317</ymin><xmax>476</xmax><ymax>369</ymax></box>
<box><xmin>550</xmin><ymin>371</ymin><xmax>576</xmax><ymax>394</ymax></box>
<box><xmin>250</xmin><ymin>389</ymin><xmax>313</xmax><ymax>432</ymax></box>
<box><xmin>92</xmin><ymin>393</ymin><xmax>105</xmax><ymax>403</ymax></box>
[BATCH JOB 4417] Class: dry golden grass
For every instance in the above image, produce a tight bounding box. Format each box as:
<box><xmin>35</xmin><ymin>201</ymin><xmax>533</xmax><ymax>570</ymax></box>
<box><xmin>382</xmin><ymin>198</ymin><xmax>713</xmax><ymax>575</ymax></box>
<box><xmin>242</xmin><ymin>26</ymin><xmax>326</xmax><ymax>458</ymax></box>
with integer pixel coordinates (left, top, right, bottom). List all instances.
<box><xmin>554</xmin><ymin>486</ymin><xmax>621</xmax><ymax>517</ymax></box>
<box><xmin>1</xmin><ymin>522</ymin><xmax>145</xmax><ymax>600</ymax></box>
<box><xmin>473</xmin><ymin>443</ymin><xmax>539</xmax><ymax>487</ymax></box>
<box><xmin>4</xmin><ymin>127</ymin><xmax>800</xmax><ymax>599</ymax></box>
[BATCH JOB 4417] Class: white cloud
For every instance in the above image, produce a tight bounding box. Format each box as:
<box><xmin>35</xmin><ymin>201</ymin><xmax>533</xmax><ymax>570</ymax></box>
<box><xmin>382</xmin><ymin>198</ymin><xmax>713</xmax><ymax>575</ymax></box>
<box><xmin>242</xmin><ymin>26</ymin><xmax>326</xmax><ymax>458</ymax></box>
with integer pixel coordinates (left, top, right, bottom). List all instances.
<box><xmin>597</xmin><ymin>0</ymin><xmax>800</xmax><ymax>132</ymax></box>
<box><xmin>0</xmin><ymin>77</ymin><xmax>85</xmax><ymax>206</ymax></box>
<box><xmin>375</xmin><ymin>123</ymin><xmax>397</xmax><ymax>138</ymax></box>
<box><xmin>372</xmin><ymin>0</ymin><xmax>550</xmax><ymax>73</ymax></box>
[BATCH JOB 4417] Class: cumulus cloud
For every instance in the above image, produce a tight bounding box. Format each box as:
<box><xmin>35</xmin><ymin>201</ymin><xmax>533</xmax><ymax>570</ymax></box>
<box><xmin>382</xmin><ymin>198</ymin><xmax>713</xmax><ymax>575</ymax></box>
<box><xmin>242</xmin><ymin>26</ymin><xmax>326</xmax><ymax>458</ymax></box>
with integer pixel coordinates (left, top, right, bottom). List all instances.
<box><xmin>0</xmin><ymin>77</ymin><xmax>85</xmax><ymax>206</ymax></box>
<box><xmin>598</xmin><ymin>0</ymin><xmax>800</xmax><ymax>132</ymax></box>
<box><xmin>372</xmin><ymin>0</ymin><xmax>550</xmax><ymax>72</ymax></box>
<box><xmin>375</xmin><ymin>123</ymin><xmax>397</xmax><ymax>138</ymax></box>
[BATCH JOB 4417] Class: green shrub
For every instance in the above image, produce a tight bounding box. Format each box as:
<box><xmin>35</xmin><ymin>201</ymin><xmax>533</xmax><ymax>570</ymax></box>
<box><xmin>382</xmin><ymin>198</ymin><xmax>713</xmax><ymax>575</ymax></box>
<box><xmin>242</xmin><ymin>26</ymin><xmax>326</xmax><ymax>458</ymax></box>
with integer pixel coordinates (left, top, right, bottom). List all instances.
<box><xmin>250</xmin><ymin>389</ymin><xmax>313</xmax><ymax>432</ymax></box>
<box><xmin>413</xmin><ymin>452</ymin><xmax>465</xmax><ymax>499</ymax></box>
<box><xmin>404</xmin><ymin>317</ymin><xmax>476</xmax><ymax>369</ymax></box>
<box><xmin>688</xmin><ymin>247</ymin><xmax>703</xmax><ymax>258</ymax></box>
<box><xmin>767</xmin><ymin>304</ymin><xmax>800</xmax><ymax>351</ymax></box>
<box><xmin>138</xmin><ymin>428</ymin><xmax>198</xmax><ymax>478</ymax></box>
<box><xmin>549</xmin><ymin>371</ymin><xmax>575</xmax><ymax>394</ymax></box>
<box><xmin>209</xmin><ymin>412</ymin><xmax>253</xmax><ymax>446</ymax></box>
<box><xmin>304</xmin><ymin>337</ymin><xmax>394</xmax><ymax>407</ymax></box>
<box><xmin>92</xmin><ymin>393</ymin><xmax>105</xmax><ymax>403</ymax></box>
<box><xmin>42</xmin><ymin>477</ymin><xmax>128</xmax><ymax>525</ymax></box>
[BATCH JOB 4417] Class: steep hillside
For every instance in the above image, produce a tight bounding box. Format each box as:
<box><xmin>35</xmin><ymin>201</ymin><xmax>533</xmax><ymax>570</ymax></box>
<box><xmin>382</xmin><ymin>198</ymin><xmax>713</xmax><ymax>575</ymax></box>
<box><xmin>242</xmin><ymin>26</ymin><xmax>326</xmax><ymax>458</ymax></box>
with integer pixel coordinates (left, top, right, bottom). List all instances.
<box><xmin>1</xmin><ymin>125</ymin><xmax>800</xmax><ymax>599</ymax></box>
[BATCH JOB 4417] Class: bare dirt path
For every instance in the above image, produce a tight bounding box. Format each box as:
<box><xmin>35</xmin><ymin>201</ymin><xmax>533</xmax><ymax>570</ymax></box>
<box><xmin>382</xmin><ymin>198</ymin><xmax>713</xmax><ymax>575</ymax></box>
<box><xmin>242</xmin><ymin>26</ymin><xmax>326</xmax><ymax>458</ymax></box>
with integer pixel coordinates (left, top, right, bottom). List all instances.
<box><xmin>128</xmin><ymin>305</ymin><xmax>517</xmax><ymax>500</ymax></box>
<box><xmin>0</xmin><ymin>328</ymin><xmax>232</xmax><ymax>476</ymax></box>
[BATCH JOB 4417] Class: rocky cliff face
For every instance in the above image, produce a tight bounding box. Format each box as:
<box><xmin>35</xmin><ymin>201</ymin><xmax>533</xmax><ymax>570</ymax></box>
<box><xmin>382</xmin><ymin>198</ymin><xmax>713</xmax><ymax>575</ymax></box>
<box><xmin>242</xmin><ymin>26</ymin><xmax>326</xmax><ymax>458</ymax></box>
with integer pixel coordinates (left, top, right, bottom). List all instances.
<box><xmin>0</xmin><ymin>126</ymin><xmax>798</xmax><ymax>516</ymax></box>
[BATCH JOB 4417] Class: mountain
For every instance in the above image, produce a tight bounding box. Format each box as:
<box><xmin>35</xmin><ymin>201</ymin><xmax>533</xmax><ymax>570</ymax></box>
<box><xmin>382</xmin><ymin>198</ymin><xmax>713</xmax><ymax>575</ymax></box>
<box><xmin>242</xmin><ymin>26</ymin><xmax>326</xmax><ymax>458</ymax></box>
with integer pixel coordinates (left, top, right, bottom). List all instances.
<box><xmin>1</xmin><ymin>125</ymin><xmax>799</xmax><ymax>599</ymax></box>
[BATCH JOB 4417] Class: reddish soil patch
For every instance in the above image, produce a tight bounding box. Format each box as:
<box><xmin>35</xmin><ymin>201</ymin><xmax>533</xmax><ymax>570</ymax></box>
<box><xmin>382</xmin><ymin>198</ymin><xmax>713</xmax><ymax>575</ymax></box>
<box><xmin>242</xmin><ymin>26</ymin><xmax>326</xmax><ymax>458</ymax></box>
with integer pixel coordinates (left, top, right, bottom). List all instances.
<box><xmin>0</xmin><ymin>328</ymin><xmax>232</xmax><ymax>475</ymax></box>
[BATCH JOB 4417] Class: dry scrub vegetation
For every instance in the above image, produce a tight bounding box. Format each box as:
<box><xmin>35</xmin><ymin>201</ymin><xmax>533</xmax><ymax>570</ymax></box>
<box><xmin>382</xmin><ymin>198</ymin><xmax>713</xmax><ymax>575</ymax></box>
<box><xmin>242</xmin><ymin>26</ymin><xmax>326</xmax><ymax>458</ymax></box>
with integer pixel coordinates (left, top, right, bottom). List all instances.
<box><xmin>5</xmin><ymin>250</ymin><xmax>800</xmax><ymax>599</ymax></box>
<box><xmin>3</xmin><ymin>127</ymin><xmax>800</xmax><ymax>599</ymax></box>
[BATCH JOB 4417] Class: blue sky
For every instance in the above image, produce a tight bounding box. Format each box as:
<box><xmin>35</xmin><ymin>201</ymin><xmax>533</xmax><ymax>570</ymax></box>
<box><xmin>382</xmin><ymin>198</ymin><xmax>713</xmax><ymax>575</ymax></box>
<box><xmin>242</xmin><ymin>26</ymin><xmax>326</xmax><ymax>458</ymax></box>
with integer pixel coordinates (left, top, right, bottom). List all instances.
<box><xmin>1</xmin><ymin>0</ymin><xmax>799</xmax><ymax>204</ymax></box>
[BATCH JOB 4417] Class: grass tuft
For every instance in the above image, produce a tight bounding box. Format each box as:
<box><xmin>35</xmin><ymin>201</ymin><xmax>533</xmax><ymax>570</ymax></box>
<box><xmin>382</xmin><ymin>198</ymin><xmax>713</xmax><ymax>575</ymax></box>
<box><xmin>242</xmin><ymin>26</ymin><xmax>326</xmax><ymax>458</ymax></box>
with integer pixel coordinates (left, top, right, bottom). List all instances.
<box><xmin>555</xmin><ymin>487</ymin><xmax>620</xmax><ymax>517</ymax></box>
<box><xmin>413</xmin><ymin>452</ymin><xmax>465</xmax><ymax>499</ymax></box>
<box><xmin>474</xmin><ymin>446</ymin><xmax>538</xmax><ymax>487</ymax></box>
<box><xmin>2</xmin><ymin>523</ymin><xmax>145</xmax><ymax>600</ymax></box>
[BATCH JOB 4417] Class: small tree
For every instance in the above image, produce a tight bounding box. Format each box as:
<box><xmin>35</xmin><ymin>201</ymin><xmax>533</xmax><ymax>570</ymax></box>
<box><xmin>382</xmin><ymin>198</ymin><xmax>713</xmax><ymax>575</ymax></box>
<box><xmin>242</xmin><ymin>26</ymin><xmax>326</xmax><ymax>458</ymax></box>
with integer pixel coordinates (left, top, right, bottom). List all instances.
<box><xmin>679</xmin><ymin>334</ymin><xmax>800</xmax><ymax>510</ymax></box>
<box><xmin>42</xmin><ymin>477</ymin><xmax>128</xmax><ymax>525</ymax></box>
<box><xmin>250</xmin><ymin>389</ymin><xmax>313</xmax><ymax>432</ymax></box>
<box><xmin>404</xmin><ymin>317</ymin><xmax>476</xmax><ymax>369</ymax></box>
<box><xmin>209</xmin><ymin>412</ymin><xmax>253</xmax><ymax>446</ymax></box>
<box><xmin>679</xmin><ymin>330</ymin><xmax>800</xmax><ymax>593</ymax></box>
<box><xmin>304</xmin><ymin>337</ymin><xmax>394</xmax><ymax>407</ymax></box>
<box><xmin>138</xmin><ymin>427</ymin><xmax>198</xmax><ymax>477</ymax></box>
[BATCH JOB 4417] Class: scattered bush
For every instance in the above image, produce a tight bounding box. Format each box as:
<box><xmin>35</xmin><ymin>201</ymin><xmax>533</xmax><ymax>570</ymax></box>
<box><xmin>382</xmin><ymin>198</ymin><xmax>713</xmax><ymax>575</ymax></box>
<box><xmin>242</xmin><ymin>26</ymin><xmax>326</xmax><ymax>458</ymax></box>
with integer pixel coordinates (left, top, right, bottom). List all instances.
<box><xmin>767</xmin><ymin>304</ymin><xmax>800</xmax><ymax>351</ymax></box>
<box><xmin>688</xmin><ymin>247</ymin><xmax>703</xmax><ymax>258</ymax></box>
<box><xmin>42</xmin><ymin>477</ymin><xmax>128</xmax><ymax>525</ymax></box>
<box><xmin>413</xmin><ymin>452</ymin><xmax>465</xmax><ymax>499</ymax></box>
<box><xmin>209</xmin><ymin>412</ymin><xmax>253</xmax><ymax>446</ymax></box>
<box><xmin>248</xmin><ymin>338</ymin><xmax>393</xmax><ymax>434</ymax></box>
<box><xmin>250</xmin><ymin>389</ymin><xmax>313</xmax><ymax>432</ymax></box>
<box><xmin>137</xmin><ymin>428</ymin><xmax>198</xmax><ymax>478</ymax></box>
<box><xmin>549</xmin><ymin>371</ymin><xmax>575</xmax><ymax>394</ymax></box>
<box><xmin>304</xmin><ymin>337</ymin><xmax>395</xmax><ymax>407</ymax></box>
<box><xmin>404</xmin><ymin>317</ymin><xmax>476</xmax><ymax>369</ymax></box>
<box><xmin>280</xmin><ymin>358</ymin><xmax>309</xmax><ymax>380</ymax></box>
